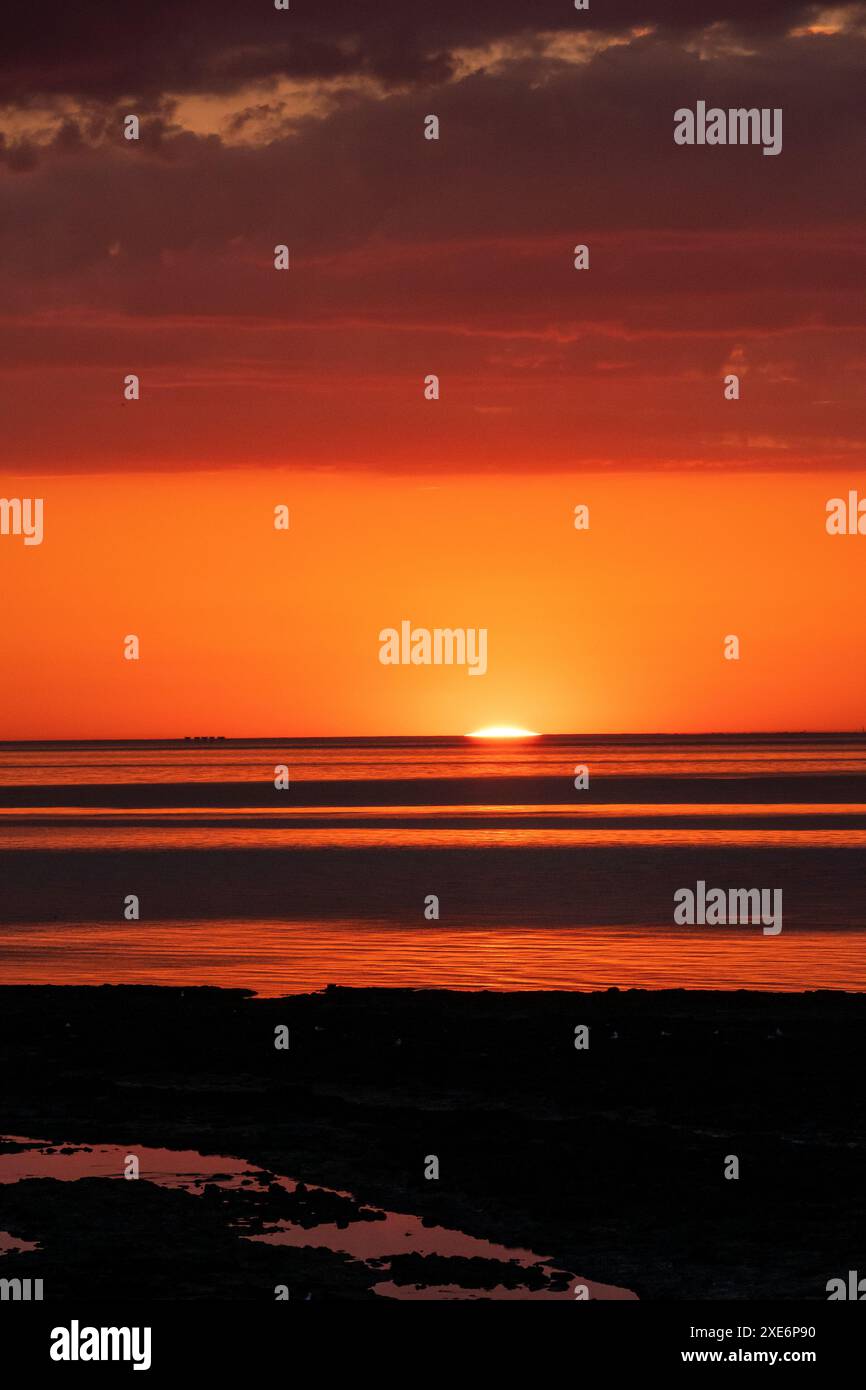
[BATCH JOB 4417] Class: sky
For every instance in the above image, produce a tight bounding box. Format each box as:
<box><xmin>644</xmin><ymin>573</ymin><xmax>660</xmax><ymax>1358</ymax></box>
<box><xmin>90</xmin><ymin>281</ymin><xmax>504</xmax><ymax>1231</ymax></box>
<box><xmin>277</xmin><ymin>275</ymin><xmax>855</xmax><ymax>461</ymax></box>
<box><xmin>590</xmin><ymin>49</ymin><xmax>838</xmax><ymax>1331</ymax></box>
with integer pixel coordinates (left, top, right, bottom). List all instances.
<box><xmin>1</xmin><ymin>1</ymin><xmax>864</xmax><ymax>735</ymax></box>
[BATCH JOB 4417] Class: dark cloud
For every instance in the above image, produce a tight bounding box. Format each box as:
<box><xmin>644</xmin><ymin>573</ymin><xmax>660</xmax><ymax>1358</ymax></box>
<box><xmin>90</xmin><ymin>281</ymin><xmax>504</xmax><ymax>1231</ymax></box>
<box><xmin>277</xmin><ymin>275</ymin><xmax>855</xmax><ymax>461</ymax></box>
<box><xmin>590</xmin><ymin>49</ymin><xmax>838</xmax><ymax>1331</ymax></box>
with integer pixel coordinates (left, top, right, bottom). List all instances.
<box><xmin>2</xmin><ymin>29</ymin><xmax>863</xmax><ymax>270</ymax></box>
<box><xmin>0</xmin><ymin>132</ymin><xmax>38</xmax><ymax>171</ymax></box>
<box><xmin>0</xmin><ymin>4</ymin><xmax>863</xmax><ymax>473</ymax></box>
<box><xmin>0</xmin><ymin>1</ymin><xmax>830</xmax><ymax>102</ymax></box>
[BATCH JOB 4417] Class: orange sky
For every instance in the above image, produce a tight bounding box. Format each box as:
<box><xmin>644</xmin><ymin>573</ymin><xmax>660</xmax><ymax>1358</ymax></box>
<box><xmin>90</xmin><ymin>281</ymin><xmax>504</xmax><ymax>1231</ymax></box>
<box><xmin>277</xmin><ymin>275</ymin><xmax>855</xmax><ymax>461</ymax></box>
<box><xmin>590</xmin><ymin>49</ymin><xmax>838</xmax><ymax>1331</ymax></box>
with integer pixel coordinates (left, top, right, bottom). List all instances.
<box><xmin>1</xmin><ymin>469</ymin><xmax>863</xmax><ymax>737</ymax></box>
<box><xmin>2</xmin><ymin>5</ymin><xmax>865</xmax><ymax>737</ymax></box>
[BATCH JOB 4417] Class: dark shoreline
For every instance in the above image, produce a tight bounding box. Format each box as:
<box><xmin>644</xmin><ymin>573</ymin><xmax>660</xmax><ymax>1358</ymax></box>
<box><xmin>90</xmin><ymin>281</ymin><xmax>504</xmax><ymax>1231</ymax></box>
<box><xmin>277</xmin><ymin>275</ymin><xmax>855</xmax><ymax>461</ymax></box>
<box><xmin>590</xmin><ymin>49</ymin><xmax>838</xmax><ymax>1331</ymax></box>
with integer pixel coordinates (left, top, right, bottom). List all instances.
<box><xmin>1</xmin><ymin>984</ymin><xmax>863</xmax><ymax>1300</ymax></box>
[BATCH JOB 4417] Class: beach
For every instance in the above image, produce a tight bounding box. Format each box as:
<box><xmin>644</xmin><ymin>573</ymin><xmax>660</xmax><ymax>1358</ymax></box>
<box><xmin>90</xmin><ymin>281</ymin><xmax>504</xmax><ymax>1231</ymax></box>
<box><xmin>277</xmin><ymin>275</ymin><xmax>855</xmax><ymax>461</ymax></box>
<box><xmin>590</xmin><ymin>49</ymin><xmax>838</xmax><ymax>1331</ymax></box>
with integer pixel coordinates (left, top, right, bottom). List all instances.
<box><xmin>0</xmin><ymin>735</ymin><xmax>863</xmax><ymax>1299</ymax></box>
<box><xmin>1</xmin><ymin>983</ymin><xmax>863</xmax><ymax>1300</ymax></box>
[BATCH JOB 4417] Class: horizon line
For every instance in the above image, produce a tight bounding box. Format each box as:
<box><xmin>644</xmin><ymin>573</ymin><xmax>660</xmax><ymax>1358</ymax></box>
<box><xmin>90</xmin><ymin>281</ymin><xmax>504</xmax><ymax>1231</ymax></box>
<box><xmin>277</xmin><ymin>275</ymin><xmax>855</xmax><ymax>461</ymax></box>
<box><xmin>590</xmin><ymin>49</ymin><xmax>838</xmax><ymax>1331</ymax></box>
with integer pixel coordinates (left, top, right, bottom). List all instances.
<box><xmin>1</xmin><ymin>729</ymin><xmax>865</xmax><ymax>746</ymax></box>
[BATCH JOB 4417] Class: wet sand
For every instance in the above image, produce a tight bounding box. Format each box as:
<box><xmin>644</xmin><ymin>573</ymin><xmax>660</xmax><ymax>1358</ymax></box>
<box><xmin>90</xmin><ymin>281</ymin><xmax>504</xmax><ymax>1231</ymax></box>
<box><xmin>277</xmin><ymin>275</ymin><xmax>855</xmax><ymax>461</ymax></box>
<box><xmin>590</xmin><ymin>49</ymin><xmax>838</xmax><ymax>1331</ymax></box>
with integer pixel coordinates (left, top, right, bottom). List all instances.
<box><xmin>0</xmin><ymin>984</ymin><xmax>863</xmax><ymax>1300</ymax></box>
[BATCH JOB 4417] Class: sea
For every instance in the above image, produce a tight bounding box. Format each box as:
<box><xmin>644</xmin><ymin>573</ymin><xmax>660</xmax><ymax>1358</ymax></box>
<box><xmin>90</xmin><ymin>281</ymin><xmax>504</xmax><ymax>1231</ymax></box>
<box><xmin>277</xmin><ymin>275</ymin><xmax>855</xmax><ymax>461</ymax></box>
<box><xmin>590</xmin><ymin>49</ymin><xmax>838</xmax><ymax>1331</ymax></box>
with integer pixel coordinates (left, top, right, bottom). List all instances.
<box><xmin>0</xmin><ymin>734</ymin><xmax>864</xmax><ymax>993</ymax></box>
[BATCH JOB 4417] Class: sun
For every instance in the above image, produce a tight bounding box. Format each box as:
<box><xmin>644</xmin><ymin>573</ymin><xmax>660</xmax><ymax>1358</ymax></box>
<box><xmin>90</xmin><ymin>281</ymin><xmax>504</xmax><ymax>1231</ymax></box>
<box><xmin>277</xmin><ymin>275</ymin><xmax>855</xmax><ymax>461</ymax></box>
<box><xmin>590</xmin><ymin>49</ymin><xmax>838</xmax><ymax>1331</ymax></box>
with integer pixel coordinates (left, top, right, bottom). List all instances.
<box><xmin>466</xmin><ymin>725</ymin><xmax>539</xmax><ymax>739</ymax></box>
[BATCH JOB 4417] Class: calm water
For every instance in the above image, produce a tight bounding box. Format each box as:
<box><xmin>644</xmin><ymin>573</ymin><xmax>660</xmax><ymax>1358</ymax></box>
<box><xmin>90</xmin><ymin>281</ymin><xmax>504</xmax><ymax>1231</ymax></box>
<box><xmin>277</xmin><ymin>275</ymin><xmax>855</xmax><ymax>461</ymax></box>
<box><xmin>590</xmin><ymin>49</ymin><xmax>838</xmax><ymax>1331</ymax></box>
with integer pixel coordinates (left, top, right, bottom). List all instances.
<box><xmin>0</xmin><ymin>735</ymin><xmax>864</xmax><ymax>992</ymax></box>
<box><xmin>0</xmin><ymin>1136</ymin><xmax>634</xmax><ymax>1300</ymax></box>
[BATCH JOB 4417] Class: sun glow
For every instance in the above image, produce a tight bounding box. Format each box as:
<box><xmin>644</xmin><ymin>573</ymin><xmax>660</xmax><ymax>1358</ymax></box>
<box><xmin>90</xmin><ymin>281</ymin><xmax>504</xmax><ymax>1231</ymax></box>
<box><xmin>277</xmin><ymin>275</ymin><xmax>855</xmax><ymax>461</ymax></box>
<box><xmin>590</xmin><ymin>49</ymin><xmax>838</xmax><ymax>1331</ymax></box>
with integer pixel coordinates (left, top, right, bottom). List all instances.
<box><xmin>467</xmin><ymin>725</ymin><xmax>539</xmax><ymax>739</ymax></box>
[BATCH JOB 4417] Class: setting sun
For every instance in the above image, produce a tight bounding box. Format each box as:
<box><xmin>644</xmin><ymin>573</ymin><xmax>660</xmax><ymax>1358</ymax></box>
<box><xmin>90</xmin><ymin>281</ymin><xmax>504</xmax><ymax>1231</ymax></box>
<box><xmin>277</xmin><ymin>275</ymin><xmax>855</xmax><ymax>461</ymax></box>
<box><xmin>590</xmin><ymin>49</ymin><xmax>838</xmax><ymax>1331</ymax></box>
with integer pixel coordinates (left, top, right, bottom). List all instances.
<box><xmin>467</xmin><ymin>725</ymin><xmax>540</xmax><ymax>739</ymax></box>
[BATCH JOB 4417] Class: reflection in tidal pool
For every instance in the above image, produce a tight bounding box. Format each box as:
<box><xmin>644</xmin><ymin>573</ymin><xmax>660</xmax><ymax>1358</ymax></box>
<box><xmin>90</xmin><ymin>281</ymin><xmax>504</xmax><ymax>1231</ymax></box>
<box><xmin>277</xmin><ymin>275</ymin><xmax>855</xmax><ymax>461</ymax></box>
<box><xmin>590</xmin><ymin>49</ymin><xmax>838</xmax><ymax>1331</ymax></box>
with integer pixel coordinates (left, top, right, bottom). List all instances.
<box><xmin>0</xmin><ymin>1137</ymin><xmax>635</xmax><ymax>1300</ymax></box>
